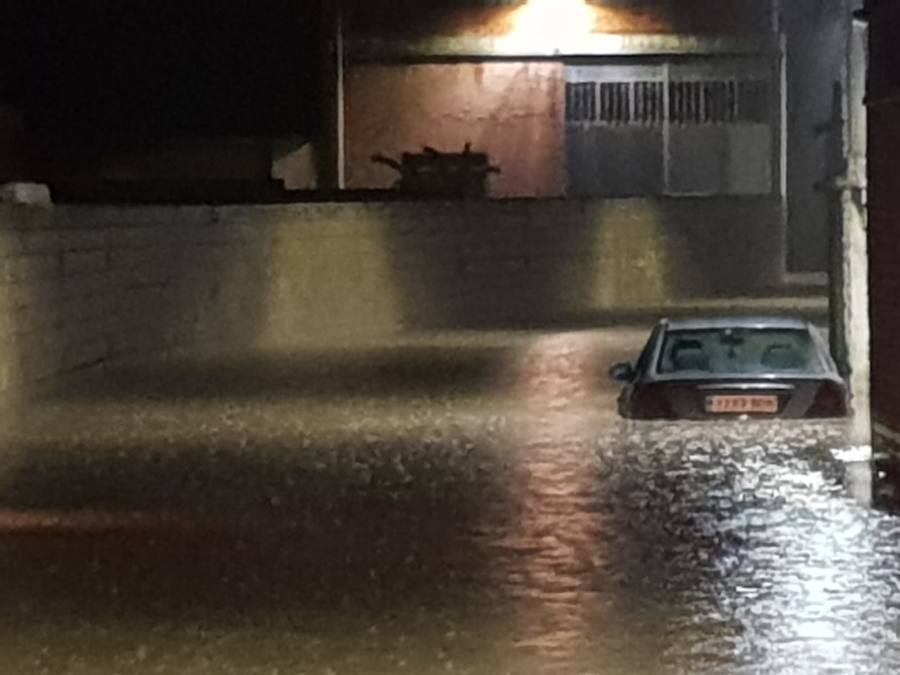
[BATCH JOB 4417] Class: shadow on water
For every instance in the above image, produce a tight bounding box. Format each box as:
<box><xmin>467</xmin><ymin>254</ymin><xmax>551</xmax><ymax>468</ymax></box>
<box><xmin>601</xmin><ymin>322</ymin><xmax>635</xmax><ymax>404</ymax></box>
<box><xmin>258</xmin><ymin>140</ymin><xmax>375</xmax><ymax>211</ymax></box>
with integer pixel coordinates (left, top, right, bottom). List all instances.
<box><xmin>43</xmin><ymin>345</ymin><xmax>514</xmax><ymax>402</ymax></box>
<box><xmin>0</xmin><ymin>432</ymin><xmax>506</xmax><ymax>621</ymax></box>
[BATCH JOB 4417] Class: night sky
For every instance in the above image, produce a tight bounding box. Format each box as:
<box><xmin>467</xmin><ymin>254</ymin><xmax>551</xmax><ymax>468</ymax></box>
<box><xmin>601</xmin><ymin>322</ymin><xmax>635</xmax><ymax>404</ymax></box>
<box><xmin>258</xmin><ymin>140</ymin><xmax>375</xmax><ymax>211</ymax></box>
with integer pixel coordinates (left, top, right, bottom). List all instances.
<box><xmin>1</xmin><ymin>1</ymin><xmax>323</xmax><ymax>143</ymax></box>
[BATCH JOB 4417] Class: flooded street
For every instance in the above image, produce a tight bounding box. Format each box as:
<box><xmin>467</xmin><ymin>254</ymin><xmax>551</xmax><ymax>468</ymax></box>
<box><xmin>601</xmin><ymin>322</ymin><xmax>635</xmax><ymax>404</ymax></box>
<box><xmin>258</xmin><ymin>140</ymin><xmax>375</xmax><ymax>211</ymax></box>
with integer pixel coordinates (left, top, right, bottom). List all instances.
<box><xmin>0</xmin><ymin>329</ymin><xmax>896</xmax><ymax>674</ymax></box>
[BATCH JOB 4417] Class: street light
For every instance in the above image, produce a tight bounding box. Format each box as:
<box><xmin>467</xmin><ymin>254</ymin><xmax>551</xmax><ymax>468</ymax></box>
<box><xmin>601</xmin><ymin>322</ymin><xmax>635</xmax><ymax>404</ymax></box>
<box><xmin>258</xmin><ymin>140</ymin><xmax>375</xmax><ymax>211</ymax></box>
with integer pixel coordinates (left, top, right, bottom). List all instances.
<box><xmin>502</xmin><ymin>0</ymin><xmax>595</xmax><ymax>53</ymax></box>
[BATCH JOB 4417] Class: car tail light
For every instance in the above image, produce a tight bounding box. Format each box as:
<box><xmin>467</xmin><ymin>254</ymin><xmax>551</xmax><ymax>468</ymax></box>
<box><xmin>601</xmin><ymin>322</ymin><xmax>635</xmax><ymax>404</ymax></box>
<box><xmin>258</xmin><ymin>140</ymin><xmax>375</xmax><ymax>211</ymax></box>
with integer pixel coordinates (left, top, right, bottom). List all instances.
<box><xmin>632</xmin><ymin>386</ymin><xmax>674</xmax><ymax>419</ymax></box>
<box><xmin>807</xmin><ymin>381</ymin><xmax>848</xmax><ymax>418</ymax></box>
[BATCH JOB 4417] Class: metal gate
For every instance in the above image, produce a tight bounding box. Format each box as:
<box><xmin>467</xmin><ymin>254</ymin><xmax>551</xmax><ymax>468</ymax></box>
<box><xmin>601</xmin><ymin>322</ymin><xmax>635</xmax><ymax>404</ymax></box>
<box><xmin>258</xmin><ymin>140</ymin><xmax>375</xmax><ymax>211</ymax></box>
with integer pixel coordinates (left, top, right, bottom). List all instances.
<box><xmin>565</xmin><ymin>58</ymin><xmax>778</xmax><ymax>198</ymax></box>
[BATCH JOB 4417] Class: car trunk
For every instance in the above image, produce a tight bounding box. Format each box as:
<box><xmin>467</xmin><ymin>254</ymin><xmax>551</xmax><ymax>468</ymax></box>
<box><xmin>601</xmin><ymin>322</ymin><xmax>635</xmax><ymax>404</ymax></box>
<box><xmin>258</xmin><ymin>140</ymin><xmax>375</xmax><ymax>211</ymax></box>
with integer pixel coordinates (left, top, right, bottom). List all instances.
<box><xmin>633</xmin><ymin>377</ymin><xmax>846</xmax><ymax>420</ymax></box>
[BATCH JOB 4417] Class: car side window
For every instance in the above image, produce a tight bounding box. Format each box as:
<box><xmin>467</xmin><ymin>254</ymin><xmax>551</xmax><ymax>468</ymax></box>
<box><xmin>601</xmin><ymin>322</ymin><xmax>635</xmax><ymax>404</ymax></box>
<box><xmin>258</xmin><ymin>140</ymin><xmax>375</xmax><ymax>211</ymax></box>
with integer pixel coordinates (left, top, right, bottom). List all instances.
<box><xmin>635</xmin><ymin>325</ymin><xmax>662</xmax><ymax>377</ymax></box>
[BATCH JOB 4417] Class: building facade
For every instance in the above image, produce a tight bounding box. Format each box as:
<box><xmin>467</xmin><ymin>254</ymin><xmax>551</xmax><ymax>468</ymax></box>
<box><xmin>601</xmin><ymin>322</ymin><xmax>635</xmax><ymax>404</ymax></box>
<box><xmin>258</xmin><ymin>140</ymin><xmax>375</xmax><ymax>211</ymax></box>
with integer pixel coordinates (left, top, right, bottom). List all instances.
<box><xmin>343</xmin><ymin>0</ymin><xmax>782</xmax><ymax>200</ymax></box>
<box><xmin>336</xmin><ymin>0</ymin><xmax>853</xmax><ymax>280</ymax></box>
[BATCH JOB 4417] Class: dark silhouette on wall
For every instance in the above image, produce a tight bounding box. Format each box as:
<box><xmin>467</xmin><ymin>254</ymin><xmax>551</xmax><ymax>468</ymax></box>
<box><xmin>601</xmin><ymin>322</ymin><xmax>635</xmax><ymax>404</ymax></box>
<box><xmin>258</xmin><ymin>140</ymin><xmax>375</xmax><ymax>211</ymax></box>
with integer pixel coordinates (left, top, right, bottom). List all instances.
<box><xmin>372</xmin><ymin>144</ymin><xmax>500</xmax><ymax>198</ymax></box>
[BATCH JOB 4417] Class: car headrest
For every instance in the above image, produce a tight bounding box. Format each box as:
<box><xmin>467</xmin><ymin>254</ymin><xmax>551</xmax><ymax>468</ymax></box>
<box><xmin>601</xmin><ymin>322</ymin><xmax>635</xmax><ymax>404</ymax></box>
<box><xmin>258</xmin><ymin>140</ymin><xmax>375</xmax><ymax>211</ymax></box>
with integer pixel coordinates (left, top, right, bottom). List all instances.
<box><xmin>761</xmin><ymin>344</ymin><xmax>804</xmax><ymax>369</ymax></box>
<box><xmin>672</xmin><ymin>341</ymin><xmax>710</xmax><ymax>371</ymax></box>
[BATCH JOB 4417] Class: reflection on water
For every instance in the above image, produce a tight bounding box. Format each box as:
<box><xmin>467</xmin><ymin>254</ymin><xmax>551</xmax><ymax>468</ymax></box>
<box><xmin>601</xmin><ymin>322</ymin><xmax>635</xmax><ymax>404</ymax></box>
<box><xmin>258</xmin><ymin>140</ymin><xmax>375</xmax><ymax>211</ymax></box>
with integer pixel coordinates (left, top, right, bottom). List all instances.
<box><xmin>686</xmin><ymin>455</ymin><xmax>900</xmax><ymax>674</ymax></box>
<box><xmin>0</xmin><ymin>330</ymin><xmax>898</xmax><ymax>674</ymax></box>
<box><xmin>490</xmin><ymin>332</ymin><xmax>897</xmax><ymax>674</ymax></box>
<box><xmin>499</xmin><ymin>334</ymin><xmax>610</xmax><ymax>670</ymax></box>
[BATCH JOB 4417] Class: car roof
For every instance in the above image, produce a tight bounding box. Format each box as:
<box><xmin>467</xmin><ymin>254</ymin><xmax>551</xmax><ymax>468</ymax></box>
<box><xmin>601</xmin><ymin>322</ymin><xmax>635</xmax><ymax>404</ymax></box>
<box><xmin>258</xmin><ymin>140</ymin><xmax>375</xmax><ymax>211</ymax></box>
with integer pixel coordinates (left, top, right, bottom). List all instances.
<box><xmin>661</xmin><ymin>316</ymin><xmax>812</xmax><ymax>332</ymax></box>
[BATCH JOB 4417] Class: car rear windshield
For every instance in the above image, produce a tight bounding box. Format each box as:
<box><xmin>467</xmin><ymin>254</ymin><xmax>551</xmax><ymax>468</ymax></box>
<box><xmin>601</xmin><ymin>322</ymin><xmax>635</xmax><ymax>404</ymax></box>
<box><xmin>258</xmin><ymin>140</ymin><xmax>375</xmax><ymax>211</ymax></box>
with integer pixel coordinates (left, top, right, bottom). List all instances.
<box><xmin>657</xmin><ymin>328</ymin><xmax>824</xmax><ymax>375</ymax></box>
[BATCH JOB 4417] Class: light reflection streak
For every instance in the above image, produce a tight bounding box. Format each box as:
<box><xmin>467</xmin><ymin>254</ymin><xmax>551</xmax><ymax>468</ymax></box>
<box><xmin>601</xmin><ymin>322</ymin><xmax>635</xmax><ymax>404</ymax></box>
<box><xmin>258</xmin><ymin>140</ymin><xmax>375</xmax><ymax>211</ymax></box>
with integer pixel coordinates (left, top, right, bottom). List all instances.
<box><xmin>496</xmin><ymin>333</ymin><xmax>610</xmax><ymax>670</ymax></box>
<box><xmin>700</xmin><ymin>457</ymin><xmax>900</xmax><ymax>671</ymax></box>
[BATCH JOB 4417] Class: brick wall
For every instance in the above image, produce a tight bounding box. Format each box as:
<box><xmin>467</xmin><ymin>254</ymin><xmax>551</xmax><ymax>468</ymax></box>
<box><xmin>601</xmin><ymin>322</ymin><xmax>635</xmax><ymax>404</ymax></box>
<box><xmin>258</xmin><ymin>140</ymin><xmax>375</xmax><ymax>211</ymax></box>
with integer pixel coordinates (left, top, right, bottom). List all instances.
<box><xmin>0</xmin><ymin>197</ymin><xmax>782</xmax><ymax>407</ymax></box>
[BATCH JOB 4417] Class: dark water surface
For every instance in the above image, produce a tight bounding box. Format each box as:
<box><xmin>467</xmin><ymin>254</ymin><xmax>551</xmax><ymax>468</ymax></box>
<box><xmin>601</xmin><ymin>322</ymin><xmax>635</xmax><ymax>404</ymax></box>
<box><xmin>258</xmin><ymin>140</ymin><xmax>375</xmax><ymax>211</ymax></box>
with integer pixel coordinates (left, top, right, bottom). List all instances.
<box><xmin>0</xmin><ymin>331</ymin><xmax>894</xmax><ymax>674</ymax></box>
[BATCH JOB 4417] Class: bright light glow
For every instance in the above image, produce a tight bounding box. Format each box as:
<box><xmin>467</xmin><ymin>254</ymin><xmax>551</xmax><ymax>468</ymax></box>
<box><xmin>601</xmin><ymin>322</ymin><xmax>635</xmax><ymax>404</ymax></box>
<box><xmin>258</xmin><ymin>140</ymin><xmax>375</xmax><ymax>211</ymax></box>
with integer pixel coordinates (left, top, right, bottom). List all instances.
<box><xmin>502</xmin><ymin>0</ymin><xmax>596</xmax><ymax>54</ymax></box>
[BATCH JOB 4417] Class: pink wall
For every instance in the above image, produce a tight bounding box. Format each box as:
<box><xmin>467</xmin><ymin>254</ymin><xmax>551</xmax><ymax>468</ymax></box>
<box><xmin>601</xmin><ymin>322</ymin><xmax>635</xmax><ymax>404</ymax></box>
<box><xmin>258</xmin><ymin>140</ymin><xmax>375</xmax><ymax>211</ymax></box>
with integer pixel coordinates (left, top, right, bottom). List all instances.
<box><xmin>344</xmin><ymin>62</ymin><xmax>566</xmax><ymax>198</ymax></box>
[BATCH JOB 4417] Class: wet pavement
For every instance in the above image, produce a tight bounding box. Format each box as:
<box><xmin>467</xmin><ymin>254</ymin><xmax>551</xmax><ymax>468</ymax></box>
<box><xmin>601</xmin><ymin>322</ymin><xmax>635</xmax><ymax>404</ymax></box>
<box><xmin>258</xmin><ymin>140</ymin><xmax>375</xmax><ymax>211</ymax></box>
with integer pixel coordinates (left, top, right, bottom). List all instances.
<box><xmin>0</xmin><ymin>329</ymin><xmax>896</xmax><ymax>674</ymax></box>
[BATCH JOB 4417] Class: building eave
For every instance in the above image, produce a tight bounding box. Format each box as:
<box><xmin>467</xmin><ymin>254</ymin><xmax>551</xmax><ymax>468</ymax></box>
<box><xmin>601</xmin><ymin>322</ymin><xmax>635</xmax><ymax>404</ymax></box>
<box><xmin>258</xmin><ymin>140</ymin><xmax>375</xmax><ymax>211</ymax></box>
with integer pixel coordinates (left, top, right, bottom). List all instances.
<box><xmin>347</xmin><ymin>33</ymin><xmax>781</xmax><ymax>62</ymax></box>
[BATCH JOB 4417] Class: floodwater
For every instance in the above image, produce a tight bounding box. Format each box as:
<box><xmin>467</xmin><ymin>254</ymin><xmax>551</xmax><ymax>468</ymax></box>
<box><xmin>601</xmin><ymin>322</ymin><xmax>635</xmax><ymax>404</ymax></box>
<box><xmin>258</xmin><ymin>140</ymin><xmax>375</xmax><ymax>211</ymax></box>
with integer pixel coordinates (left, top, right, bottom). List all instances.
<box><xmin>0</xmin><ymin>330</ymin><xmax>897</xmax><ymax>675</ymax></box>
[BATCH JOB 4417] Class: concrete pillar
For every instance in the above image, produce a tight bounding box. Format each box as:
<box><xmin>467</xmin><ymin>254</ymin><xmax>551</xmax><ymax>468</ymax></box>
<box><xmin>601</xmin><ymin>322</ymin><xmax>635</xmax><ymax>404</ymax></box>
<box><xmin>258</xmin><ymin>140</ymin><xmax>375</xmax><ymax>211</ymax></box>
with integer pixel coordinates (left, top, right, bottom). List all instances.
<box><xmin>829</xmin><ymin>3</ymin><xmax>871</xmax><ymax>477</ymax></box>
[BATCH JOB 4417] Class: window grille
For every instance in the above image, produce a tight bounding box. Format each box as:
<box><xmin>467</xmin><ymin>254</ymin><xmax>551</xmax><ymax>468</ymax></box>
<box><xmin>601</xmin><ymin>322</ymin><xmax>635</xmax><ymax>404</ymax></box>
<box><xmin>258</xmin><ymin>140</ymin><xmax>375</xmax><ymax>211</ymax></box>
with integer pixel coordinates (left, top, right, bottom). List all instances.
<box><xmin>565</xmin><ymin>82</ymin><xmax>596</xmax><ymax>122</ymax></box>
<box><xmin>669</xmin><ymin>79</ymin><xmax>767</xmax><ymax>125</ymax></box>
<box><xmin>566</xmin><ymin>79</ymin><xmax>769</xmax><ymax>126</ymax></box>
<box><xmin>634</xmin><ymin>81</ymin><xmax>665</xmax><ymax>125</ymax></box>
<box><xmin>598</xmin><ymin>82</ymin><xmax>631</xmax><ymax>124</ymax></box>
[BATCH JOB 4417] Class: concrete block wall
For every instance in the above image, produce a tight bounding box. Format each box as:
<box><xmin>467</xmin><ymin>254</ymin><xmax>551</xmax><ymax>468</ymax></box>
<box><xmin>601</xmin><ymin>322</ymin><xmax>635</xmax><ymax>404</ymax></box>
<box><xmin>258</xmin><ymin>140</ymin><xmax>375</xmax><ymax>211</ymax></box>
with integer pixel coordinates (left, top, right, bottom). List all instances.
<box><xmin>0</xmin><ymin>206</ymin><xmax>266</xmax><ymax>408</ymax></box>
<box><xmin>0</xmin><ymin>196</ymin><xmax>782</xmax><ymax>405</ymax></box>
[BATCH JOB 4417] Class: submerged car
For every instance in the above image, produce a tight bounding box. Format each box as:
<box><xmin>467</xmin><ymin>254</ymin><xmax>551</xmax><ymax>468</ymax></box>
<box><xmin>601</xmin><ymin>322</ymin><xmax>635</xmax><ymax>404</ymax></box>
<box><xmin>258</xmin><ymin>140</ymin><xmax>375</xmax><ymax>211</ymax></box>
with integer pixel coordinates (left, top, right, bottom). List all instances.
<box><xmin>610</xmin><ymin>317</ymin><xmax>848</xmax><ymax>420</ymax></box>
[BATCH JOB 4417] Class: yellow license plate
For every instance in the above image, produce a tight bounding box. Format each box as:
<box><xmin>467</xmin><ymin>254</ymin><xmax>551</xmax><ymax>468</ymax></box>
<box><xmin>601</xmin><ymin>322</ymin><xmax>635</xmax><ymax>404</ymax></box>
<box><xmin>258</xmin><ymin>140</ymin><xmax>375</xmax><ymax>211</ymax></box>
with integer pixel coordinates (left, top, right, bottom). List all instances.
<box><xmin>706</xmin><ymin>395</ymin><xmax>778</xmax><ymax>414</ymax></box>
